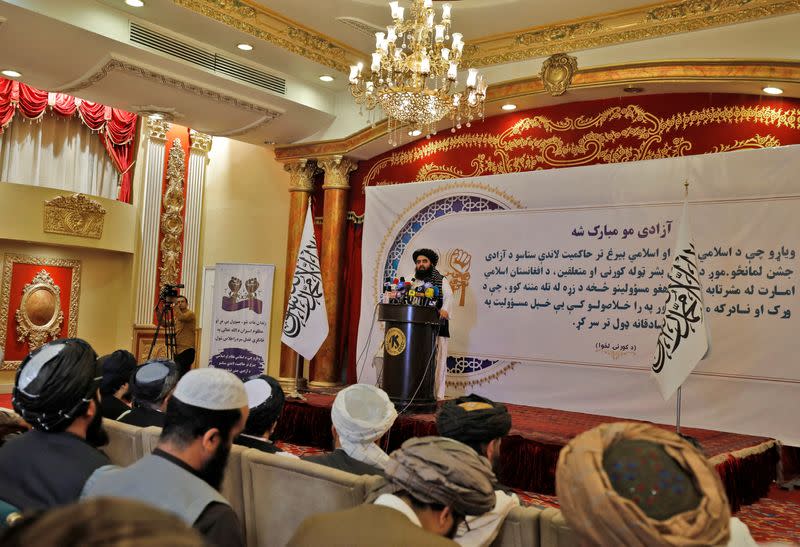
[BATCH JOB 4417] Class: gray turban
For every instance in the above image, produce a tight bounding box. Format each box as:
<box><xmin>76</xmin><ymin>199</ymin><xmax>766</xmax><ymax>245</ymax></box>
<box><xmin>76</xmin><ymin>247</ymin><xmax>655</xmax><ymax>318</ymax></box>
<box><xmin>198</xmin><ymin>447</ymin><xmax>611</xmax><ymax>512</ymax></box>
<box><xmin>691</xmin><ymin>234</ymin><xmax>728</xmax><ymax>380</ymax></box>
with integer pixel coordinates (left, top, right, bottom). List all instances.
<box><xmin>384</xmin><ymin>436</ymin><xmax>497</xmax><ymax>516</ymax></box>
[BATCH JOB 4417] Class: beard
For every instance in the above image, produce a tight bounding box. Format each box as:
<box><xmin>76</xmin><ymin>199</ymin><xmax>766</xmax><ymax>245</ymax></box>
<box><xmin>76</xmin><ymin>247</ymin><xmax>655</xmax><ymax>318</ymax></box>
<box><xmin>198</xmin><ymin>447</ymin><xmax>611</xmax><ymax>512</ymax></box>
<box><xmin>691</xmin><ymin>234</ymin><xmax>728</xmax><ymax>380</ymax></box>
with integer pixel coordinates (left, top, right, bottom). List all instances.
<box><xmin>199</xmin><ymin>441</ymin><xmax>232</xmax><ymax>491</ymax></box>
<box><xmin>415</xmin><ymin>266</ymin><xmax>432</xmax><ymax>280</ymax></box>
<box><xmin>445</xmin><ymin>515</ymin><xmax>463</xmax><ymax>539</ymax></box>
<box><xmin>86</xmin><ymin>398</ymin><xmax>109</xmax><ymax>448</ymax></box>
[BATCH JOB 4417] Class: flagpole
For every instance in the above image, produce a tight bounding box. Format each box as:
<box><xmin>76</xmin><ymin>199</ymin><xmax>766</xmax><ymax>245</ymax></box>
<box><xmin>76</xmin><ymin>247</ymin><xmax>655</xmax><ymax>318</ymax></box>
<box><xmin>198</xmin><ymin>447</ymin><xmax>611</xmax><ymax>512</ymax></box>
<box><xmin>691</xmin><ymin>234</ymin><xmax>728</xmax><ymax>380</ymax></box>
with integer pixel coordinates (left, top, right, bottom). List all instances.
<box><xmin>675</xmin><ymin>179</ymin><xmax>689</xmax><ymax>435</ymax></box>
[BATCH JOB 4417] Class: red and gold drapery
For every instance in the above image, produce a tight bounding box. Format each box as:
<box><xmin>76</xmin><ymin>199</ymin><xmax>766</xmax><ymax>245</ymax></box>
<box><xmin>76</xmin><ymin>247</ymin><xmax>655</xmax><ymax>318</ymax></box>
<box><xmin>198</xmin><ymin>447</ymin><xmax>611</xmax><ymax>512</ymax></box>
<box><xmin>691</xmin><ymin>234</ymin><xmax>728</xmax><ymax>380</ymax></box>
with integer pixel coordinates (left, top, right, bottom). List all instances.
<box><xmin>338</xmin><ymin>92</ymin><xmax>800</xmax><ymax>382</ymax></box>
<box><xmin>0</xmin><ymin>78</ymin><xmax>138</xmax><ymax>203</ymax></box>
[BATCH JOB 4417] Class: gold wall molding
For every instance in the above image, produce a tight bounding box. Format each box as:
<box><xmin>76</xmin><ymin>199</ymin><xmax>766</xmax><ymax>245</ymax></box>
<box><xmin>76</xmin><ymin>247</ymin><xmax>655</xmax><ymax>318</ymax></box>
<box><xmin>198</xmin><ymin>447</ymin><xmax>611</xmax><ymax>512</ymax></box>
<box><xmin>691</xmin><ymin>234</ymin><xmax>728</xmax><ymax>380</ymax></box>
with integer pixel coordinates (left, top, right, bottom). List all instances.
<box><xmin>273</xmin><ymin>60</ymin><xmax>800</xmax><ymax>161</ymax></box>
<box><xmin>15</xmin><ymin>270</ymin><xmax>64</xmax><ymax>352</ymax></box>
<box><xmin>284</xmin><ymin>159</ymin><xmax>318</xmax><ymax>192</ymax></box>
<box><xmin>462</xmin><ymin>0</ymin><xmax>800</xmax><ymax>67</ymax></box>
<box><xmin>1</xmin><ymin>254</ymin><xmax>81</xmax><ymax>371</ymax></box>
<box><xmin>159</xmin><ymin>138</ymin><xmax>186</xmax><ymax>287</ymax></box>
<box><xmin>145</xmin><ymin>116</ymin><xmax>170</xmax><ymax>141</ymax></box>
<box><xmin>541</xmin><ymin>53</ymin><xmax>578</xmax><ymax>96</ymax></box>
<box><xmin>319</xmin><ymin>156</ymin><xmax>358</xmax><ymax>190</ymax></box>
<box><xmin>172</xmin><ymin>0</ymin><xmax>363</xmax><ymax>73</ymax></box>
<box><xmin>189</xmin><ymin>129</ymin><xmax>213</xmax><ymax>154</ymax></box>
<box><xmin>43</xmin><ymin>193</ymin><xmax>107</xmax><ymax>239</ymax></box>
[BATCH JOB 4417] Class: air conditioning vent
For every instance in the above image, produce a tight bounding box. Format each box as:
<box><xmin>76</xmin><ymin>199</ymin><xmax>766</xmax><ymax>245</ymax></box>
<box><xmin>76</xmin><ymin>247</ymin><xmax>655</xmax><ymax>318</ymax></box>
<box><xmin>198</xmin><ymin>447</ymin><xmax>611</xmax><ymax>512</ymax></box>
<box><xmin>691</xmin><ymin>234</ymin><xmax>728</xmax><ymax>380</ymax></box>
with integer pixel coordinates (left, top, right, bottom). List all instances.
<box><xmin>129</xmin><ymin>22</ymin><xmax>286</xmax><ymax>95</ymax></box>
<box><xmin>337</xmin><ymin>16</ymin><xmax>383</xmax><ymax>37</ymax></box>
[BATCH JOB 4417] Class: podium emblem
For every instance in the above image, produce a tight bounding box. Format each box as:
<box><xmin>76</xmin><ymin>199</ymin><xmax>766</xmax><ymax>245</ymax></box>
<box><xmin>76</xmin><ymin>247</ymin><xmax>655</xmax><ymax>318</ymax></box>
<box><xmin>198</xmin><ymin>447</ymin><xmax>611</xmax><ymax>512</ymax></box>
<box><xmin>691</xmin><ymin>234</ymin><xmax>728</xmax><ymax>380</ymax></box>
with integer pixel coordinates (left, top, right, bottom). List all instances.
<box><xmin>385</xmin><ymin>327</ymin><xmax>406</xmax><ymax>356</ymax></box>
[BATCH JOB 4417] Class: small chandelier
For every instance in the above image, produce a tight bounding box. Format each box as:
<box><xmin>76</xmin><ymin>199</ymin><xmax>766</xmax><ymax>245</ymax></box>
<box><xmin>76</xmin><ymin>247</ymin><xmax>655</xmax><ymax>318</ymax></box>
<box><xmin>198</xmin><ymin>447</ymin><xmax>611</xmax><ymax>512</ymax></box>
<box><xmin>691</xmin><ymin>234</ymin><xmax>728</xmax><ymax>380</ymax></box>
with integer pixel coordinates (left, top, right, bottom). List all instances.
<box><xmin>348</xmin><ymin>0</ymin><xmax>487</xmax><ymax>145</ymax></box>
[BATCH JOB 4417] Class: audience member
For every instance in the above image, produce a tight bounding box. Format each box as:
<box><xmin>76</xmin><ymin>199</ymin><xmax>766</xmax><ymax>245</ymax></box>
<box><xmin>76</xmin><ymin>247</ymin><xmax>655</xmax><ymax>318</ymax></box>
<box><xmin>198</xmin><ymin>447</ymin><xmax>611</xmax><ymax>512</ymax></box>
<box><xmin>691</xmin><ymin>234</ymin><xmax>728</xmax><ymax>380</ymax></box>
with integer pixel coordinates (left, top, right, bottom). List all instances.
<box><xmin>0</xmin><ymin>408</ymin><xmax>28</xmax><ymax>447</ymax></box>
<box><xmin>303</xmin><ymin>383</ymin><xmax>397</xmax><ymax>476</ymax></box>
<box><xmin>81</xmin><ymin>367</ymin><xmax>248</xmax><ymax>547</ymax></box>
<box><xmin>235</xmin><ymin>374</ymin><xmax>290</xmax><ymax>455</ymax></box>
<box><xmin>289</xmin><ymin>436</ymin><xmax>497</xmax><ymax>546</ymax></box>
<box><xmin>0</xmin><ymin>498</ymin><xmax>205</xmax><ymax>546</ymax></box>
<box><xmin>556</xmin><ymin>422</ymin><xmax>757</xmax><ymax>547</ymax></box>
<box><xmin>97</xmin><ymin>350</ymin><xmax>137</xmax><ymax>420</ymax></box>
<box><xmin>0</xmin><ymin>339</ymin><xmax>109</xmax><ymax>510</ymax></box>
<box><xmin>437</xmin><ymin>394</ymin><xmax>520</xmax><ymax>546</ymax></box>
<box><xmin>118</xmin><ymin>359</ymin><xmax>179</xmax><ymax>428</ymax></box>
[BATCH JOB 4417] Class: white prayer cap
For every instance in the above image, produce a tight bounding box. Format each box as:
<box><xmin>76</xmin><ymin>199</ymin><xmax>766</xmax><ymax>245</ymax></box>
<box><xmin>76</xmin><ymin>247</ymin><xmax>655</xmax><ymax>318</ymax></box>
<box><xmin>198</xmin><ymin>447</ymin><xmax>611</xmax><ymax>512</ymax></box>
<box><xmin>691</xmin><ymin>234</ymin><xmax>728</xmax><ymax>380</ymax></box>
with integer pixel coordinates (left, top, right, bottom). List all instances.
<box><xmin>173</xmin><ymin>368</ymin><xmax>247</xmax><ymax>410</ymax></box>
<box><xmin>332</xmin><ymin>384</ymin><xmax>398</xmax><ymax>468</ymax></box>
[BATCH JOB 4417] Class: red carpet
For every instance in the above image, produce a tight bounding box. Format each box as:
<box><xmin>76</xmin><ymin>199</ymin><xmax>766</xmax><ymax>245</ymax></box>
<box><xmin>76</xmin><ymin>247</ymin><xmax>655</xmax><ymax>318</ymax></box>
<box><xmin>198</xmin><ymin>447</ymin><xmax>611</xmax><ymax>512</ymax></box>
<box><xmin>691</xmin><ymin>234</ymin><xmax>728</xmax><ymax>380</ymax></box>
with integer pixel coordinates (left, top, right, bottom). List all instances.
<box><xmin>274</xmin><ymin>393</ymin><xmax>784</xmax><ymax>512</ymax></box>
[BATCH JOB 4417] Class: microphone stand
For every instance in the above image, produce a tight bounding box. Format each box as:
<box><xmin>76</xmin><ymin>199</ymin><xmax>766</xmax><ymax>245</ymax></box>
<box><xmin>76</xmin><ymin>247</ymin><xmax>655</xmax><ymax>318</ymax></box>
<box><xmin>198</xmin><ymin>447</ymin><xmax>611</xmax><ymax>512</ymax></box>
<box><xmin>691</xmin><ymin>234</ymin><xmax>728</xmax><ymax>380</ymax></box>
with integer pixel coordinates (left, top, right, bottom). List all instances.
<box><xmin>287</xmin><ymin>353</ymin><xmax>307</xmax><ymax>400</ymax></box>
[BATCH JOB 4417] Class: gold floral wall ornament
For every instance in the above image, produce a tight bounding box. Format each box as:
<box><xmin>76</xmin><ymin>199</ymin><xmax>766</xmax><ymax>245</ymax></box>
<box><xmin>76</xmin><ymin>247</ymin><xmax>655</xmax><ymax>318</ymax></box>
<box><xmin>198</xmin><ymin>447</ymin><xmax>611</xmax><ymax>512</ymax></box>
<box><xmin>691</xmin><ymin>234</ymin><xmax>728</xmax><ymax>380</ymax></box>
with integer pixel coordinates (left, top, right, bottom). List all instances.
<box><xmin>446</xmin><ymin>248</ymin><xmax>472</xmax><ymax>307</ymax></box>
<box><xmin>43</xmin><ymin>194</ymin><xmax>107</xmax><ymax>239</ymax></box>
<box><xmin>540</xmin><ymin>53</ymin><xmax>578</xmax><ymax>96</ymax></box>
<box><xmin>15</xmin><ymin>270</ymin><xmax>64</xmax><ymax>351</ymax></box>
<box><xmin>160</xmin><ymin>139</ymin><xmax>186</xmax><ymax>287</ymax></box>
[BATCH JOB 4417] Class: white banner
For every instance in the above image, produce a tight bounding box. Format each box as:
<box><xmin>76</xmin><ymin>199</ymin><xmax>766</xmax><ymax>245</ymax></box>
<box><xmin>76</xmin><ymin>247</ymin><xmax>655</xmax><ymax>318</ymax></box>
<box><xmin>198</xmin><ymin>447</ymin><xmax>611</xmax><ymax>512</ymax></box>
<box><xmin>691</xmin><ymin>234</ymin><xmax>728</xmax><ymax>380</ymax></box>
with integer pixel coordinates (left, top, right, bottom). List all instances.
<box><xmin>210</xmin><ymin>263</ymin><xmax>275</xmax><ymax>379</ymax></box>
<box><xmin>357</xmin><ymin>145</ymin><xmax>800</xmax><ymax>444</ymax></box>
<box><xmin>282</xmin><ymin>204</ymin><xmax>328</xmax><ymax>361</ymax></box>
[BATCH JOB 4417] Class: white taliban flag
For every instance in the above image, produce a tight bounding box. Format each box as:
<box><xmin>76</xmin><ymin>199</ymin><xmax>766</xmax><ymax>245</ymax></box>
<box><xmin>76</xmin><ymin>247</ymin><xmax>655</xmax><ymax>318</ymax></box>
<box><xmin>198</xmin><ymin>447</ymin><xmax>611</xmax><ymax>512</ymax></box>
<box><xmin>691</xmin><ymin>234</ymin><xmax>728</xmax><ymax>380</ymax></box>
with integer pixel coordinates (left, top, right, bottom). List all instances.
<box><xmin>651</xmin><ymin>200</ymin><xmax>711</xmax><ymax>400</ymax></box>
<box><xmin>281</xmin><ymin>203</ymin><xmax>329</xmax><ymax>360</ymax></box>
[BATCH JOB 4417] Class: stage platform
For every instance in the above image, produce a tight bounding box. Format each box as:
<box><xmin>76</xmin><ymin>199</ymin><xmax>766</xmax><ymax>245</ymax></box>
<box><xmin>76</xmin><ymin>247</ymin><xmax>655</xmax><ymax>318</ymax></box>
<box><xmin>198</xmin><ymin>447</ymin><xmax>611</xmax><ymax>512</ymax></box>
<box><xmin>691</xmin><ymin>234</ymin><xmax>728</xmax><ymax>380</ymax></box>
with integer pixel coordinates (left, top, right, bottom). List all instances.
<box><xmin>273</xmin><ymin>393</ymin><xmax>781</xmax><ymax>512</ymax></box>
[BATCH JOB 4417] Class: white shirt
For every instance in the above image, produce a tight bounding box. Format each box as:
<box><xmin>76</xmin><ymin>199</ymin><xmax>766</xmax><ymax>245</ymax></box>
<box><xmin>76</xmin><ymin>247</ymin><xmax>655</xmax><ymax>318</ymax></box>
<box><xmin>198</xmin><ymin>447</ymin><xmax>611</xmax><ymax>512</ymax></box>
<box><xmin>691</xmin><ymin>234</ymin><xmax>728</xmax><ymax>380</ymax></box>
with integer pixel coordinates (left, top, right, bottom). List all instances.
<box><xmin>373</xmin><ymin>493</ymin><xmax>423</xmax><ymax>527</ymax></box>
<box><xmin>455</xmin><ymin>490</ymin><xmax>519</xmax><ymax>547</ymax></box>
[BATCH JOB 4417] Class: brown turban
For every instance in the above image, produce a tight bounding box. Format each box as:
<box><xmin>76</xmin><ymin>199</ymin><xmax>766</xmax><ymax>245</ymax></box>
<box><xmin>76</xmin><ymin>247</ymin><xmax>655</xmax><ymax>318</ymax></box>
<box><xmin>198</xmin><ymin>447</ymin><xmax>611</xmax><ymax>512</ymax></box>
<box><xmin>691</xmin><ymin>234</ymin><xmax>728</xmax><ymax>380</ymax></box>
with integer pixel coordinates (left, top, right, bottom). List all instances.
<box><xmin>382</xmin><ymin>436</ymin><xmax>497</xmax><ymax>516</ymax></box>
<box><xmin>556</xmin><ymin>422</ymin><xmax>730</xmax><ymax>547</ymax></box>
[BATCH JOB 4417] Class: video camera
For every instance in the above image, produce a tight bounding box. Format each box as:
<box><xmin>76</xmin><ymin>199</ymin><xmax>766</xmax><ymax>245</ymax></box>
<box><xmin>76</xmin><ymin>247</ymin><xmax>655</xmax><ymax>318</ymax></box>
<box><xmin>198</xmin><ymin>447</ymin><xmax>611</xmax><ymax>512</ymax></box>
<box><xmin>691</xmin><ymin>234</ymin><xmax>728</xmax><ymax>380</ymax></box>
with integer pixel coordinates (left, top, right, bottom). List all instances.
<box><xmin>159</xmin><ymin>283</ymin><xmax>185</xmax><ymax>301</ymax></box>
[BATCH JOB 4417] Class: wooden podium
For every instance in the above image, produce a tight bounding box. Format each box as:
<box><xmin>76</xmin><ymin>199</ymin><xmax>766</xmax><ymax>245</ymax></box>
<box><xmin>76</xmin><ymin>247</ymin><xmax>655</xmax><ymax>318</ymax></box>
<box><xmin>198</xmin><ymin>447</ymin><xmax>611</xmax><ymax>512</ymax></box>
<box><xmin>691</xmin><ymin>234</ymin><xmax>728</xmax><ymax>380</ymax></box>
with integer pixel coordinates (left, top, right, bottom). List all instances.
<box><xmin>378</xmin><ymin>303</ymin><xmax>440</xmax><ymax>413</ymax></box>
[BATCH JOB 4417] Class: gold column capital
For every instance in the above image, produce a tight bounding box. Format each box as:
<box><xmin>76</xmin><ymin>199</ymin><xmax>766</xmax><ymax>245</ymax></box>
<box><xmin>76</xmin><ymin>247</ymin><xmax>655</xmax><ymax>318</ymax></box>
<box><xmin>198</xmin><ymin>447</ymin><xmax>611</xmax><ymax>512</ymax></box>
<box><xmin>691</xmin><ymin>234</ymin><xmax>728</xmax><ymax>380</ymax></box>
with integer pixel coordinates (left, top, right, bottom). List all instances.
<box><xmin>319</xmin><ymin>156</ymin><xmax>357</xmax><ymax>190</ymax></box>
<box><xmin>284</xmin><ymin>159</ymin><xmax>317</xmax><ymax>193</ymax></box>
<box><xmin>189</xmin><ymin>129</ymin><xmax>213</xmax><ymax>154</ymax></box>
<box><xmin>145</xmin><ymin>116</ymin><xmax>169</xmax><ymax>141</ymax></box>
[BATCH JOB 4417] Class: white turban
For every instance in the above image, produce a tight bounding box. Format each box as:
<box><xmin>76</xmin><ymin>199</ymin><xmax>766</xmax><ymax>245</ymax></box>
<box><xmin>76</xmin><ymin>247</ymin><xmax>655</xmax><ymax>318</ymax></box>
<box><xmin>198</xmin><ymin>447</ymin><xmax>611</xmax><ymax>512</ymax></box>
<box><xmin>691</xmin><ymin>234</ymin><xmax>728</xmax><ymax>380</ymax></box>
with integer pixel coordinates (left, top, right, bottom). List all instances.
<box><xmin>331</xmin><ymin>384</ymin><xmax>398</xmax><ymax>469</ymax></box>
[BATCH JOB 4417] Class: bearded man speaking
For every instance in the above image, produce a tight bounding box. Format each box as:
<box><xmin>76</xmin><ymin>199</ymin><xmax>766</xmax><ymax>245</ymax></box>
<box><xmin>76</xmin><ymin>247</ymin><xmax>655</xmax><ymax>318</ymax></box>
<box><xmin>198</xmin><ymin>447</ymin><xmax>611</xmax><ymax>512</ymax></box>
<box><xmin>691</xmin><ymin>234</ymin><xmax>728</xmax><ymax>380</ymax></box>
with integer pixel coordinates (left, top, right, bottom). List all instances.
<box><xmin>411</xmin><ymin>248</ymin><xmax>453</xmax><ymax>400</ymax></box>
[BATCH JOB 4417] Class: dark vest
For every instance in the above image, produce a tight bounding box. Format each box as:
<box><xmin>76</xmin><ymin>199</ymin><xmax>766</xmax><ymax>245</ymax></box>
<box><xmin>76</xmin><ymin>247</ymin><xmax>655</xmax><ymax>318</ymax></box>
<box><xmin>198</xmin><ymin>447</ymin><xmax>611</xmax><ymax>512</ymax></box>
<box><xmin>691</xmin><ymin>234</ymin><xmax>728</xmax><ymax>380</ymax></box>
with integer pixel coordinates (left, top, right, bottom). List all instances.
<box><xmin>117</xmin><ymin>406</ymin><xmax>166</xmax><ymax>428</ymax></box>
<box><xmin>235</xmin><ymin>434</ymin><xmax>283</xmax><ymax>454</ymax></box>
<box><xmin>303</xmin><ymin>449</ymin><xmax>384</xmax><ymax>477</ymax></box>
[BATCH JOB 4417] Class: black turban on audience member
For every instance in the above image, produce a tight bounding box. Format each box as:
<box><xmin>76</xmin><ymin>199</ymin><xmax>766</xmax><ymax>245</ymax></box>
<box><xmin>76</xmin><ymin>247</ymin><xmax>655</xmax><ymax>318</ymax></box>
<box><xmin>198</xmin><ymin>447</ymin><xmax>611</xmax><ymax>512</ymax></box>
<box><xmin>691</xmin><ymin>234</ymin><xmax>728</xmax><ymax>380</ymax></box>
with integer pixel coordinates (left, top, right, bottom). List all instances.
<box><xmin>131</xmin><ymin>360</ymin><xmax>179</xmax><ymax>406</ymax></box>
<box><xmin>98</xmin><ymin>349</ymin><xmax>137</xmax><ymax>396</ymax></box>
<box><xmin>436</xmin><ymin>394</ymin><xmax>512</xmax><ymax>445</ymax></box>
<box><xmin>12</xmin><ymin>338</ymin><xmax>100</xmax><ymax>432</ymax></box>
<box><xmin>412</xmin><ymin>248</ymin><xmax>439</xmax><ymax>267</ymax></box>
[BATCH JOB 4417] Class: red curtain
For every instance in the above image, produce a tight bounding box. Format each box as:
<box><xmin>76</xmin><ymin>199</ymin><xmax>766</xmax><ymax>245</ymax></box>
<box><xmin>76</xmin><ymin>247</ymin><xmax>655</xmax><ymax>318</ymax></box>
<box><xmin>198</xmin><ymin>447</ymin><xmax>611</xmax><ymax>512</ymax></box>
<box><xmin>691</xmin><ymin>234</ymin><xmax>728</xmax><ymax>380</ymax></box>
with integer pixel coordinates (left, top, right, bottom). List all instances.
<box><xmin>0</xmin><ymin>78</ymin><xmax>138</xmax><ymax>202</ymax></box>
<box><xmin>338</xmin><ymin>92</ymin><xmax>800</xmax><ymax>383</ymax></box>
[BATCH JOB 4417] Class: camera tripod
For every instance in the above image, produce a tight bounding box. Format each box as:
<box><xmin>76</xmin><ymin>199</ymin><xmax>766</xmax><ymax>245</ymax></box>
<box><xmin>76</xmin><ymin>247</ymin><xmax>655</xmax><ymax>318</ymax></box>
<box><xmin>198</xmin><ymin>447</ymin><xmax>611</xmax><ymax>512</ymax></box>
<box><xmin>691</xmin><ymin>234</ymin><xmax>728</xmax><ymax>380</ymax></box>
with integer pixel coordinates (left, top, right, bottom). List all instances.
<box><xmin>147</xmin><ymin>297</ymin><xmax>177</xmax><ymax>361</ymax></box>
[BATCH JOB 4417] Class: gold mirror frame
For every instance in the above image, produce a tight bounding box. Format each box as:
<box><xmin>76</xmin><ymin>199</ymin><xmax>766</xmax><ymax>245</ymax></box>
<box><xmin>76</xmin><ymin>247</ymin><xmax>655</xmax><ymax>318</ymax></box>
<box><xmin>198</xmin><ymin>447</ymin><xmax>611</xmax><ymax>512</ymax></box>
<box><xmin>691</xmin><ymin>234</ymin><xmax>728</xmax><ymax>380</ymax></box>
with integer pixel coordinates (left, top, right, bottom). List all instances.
<box><xmin>15</xmin><ymin>270</ymin><xmax>64</xmax><ymax>352</ymax></box>
<box><xmin>1</xmin><ymin>255</ymin><xmax>81</xmax><ymax>371</ymax></box>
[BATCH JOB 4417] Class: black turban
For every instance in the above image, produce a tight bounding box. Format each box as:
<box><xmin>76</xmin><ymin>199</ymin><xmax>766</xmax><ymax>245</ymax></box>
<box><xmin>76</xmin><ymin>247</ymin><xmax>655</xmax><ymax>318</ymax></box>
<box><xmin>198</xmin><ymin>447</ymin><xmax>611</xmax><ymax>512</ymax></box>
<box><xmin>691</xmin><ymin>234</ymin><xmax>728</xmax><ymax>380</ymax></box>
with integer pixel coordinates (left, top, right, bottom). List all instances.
<box><xmin>131</xmin><ymin>360</ymin><xmax>179</xmax><ymax>406</ymax></box>
<box><xmin>412</xmin><ymin>248</ymin><xmax>439</xmax><ymax>267</ymax></box>
<box><xmin>243</xmin><ymin>375</ymin><xmax>286</xmax><ymax>436</ymax></box>
<box><xmin>13</xmin><ymin>338</ymin><xmax>100</xmax><ymax>432</ymax></box>
<box><xmin>98</xmin><ymin>349</ymin><xmax>137</xmax><ymax>396</ymax></box>
<box><xmin>436</xmin><ymin>394</ymin><xmax>512</xmax><ymax>446</ymax></box>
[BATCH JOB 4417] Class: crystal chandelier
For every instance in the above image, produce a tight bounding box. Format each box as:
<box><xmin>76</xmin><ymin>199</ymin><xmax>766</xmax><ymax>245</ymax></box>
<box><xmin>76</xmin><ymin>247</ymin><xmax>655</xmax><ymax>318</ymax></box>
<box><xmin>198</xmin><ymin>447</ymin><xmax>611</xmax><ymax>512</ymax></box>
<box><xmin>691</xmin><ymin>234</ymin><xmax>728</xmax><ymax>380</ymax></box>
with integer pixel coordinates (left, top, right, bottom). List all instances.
<box><xmin>348</xmin><ymin>0</ymin><xmax>487</xmax><ymax>145</ymax></box>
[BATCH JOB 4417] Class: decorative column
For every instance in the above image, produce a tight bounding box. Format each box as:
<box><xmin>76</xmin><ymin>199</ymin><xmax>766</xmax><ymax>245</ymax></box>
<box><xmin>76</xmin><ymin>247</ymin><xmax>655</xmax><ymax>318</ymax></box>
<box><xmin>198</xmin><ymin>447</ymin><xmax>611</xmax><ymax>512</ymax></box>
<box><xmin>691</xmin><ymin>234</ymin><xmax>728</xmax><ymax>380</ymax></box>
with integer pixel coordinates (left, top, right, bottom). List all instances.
<box><xmin>180</xmin><ymin>130</ymin><xmax>212</xmax><ymax>307</ymax></box>
<box><xmin>309</xmin><ymin>156</ymin><xmax>357</xmax><ymax>388</ymax></box>
<box><xmin>278</xmin><ymin>159</ymin><xmax>317</xmax><ymax>390</ymax></box>
<box><xmin>135</xmin><ymin>117</ymin><xmax>169</xmax><ymax>326</ymax></box>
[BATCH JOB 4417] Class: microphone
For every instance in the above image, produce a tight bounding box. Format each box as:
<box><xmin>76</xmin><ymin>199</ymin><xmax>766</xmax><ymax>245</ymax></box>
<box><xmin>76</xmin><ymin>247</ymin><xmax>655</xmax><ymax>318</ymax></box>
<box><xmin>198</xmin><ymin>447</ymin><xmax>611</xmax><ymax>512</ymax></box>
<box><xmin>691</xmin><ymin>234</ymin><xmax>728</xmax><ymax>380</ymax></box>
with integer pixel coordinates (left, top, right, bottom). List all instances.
<box><xmin>424</xmin><ymin>287</ymin><xmax>434</xmax><ymax>307</ymax></box>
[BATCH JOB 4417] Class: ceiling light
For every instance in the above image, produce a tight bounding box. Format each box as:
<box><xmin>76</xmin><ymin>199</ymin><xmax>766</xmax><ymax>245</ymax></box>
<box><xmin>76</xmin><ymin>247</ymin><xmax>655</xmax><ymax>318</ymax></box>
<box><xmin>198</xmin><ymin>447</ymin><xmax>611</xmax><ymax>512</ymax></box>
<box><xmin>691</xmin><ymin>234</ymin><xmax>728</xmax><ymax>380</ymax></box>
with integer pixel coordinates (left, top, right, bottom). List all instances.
<box><xmin>623</xmin><ymin>86</ymin><xmax>644</xmax><ymax>94</ymax></box>
<box><xmin>762</xmin><ymin>86</ymin><xmax>783</xmax><ymax>95</ymax></box>
<box><xmin>125</xmin><ymin>0</ymin><xmax>145</xmax><ymax>7</ymax></box>
<box><xmin>1</xmin><ymin>70</ymin><xmax>21</xmax><ymax>78</ymax></box>
<box><xmin>501</xmin><ymin>103</ymin><xmax>517</xmax><ymax>111</ymax></box>
<box><xmin>319</xmin><ymin>75</ymin><xmax>334</xmax><ymax>82</ymax></box>
<box><xmin>408</xmin><ymin>129</ymin><xmax>422</xmax><ymax>137</ymax></box>
<box><xmin>237</xmin><ymin>43</ymin><xmax>254</xmax><ymax>51</ymax></box>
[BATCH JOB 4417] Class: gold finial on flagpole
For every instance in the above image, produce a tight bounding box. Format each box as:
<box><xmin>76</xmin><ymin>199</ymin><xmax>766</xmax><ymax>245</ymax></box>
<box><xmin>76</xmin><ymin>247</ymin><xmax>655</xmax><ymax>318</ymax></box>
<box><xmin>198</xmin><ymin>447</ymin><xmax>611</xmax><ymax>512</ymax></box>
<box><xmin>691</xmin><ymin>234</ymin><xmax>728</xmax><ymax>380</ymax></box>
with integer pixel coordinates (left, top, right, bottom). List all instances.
<box><xmin>684</xmin><ymin>179</ymin><xmax>689</xmax><ymax>198</ymax></box>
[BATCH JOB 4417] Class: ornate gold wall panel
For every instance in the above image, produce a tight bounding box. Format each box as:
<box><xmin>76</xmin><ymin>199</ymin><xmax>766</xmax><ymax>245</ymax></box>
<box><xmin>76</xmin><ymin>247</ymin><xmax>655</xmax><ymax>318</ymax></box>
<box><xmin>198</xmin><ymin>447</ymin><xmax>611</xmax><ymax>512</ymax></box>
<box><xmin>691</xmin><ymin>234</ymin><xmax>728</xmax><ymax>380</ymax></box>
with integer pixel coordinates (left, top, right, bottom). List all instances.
<box><xmin>42</xmin><ymin>194</ymin><xmax>106</xmax><ymax>239</ymax></box>
<box><xmin>462</xmin><ymin>0</ymin><xmax>800</xmax><ymax>67</ymax></box>
<box><xmin>159</xmin><ymin>138</ymin><xmax>186</xmax><ymax>287</ymax></box>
